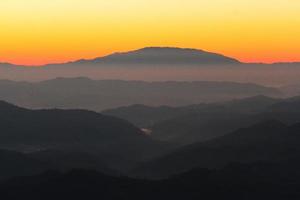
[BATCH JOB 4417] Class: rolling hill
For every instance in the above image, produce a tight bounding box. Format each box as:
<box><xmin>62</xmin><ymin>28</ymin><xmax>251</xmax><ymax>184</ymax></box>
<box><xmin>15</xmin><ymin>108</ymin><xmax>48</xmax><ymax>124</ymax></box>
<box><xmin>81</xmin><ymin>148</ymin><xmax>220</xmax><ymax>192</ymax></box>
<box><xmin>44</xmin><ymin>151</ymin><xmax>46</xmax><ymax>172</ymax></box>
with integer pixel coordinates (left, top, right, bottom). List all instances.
<box><xmin>0</xmin><ymin>149</ymin><xmax>50</xmax><ymax>180</ymax></box>
<box><xmin>0</xmin><ymin>101</ymin><xmax>166</xmax><ymax>171</ymax></box>
<box><xmin>105</xmin><ymin>95</ymin><xmax>300</xmax><ymax>146</ymax></box>
<box><xmin>104</xmin><ymin>95</ymin><xmax>281</xmax><ymax>127</ymax></box>
<box><xmin>2</xmin><ymin>162</ymin><xmax>300</xmax><ymax>200</ymax></box>
<box><xmin>134</xmin><ymin>120</ymin><xmax>300</xmax><ymax>178</ymax></box>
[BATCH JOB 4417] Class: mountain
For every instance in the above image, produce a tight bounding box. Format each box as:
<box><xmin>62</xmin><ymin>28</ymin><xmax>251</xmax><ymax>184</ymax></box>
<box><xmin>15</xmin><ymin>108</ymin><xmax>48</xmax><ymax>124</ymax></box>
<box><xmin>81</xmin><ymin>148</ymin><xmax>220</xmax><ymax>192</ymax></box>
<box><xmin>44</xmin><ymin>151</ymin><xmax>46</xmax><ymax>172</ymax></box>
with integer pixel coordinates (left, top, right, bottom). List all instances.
<box><xmin>144</xmin><ymin>96</ymin><xmax>300</xmax><ymax>145</ymax></box>
<box><xmin>1</xmin><ymin>47</ymin><xmax>300</xmax><ymax>86</ymax></box>
<box><xmin>0</xmin><ymin>101</ymin><xmax>166</xmax><ymax>171</ymax></box>
<box><xmin>104</xmin><ymin>95</ymin><xmax>281</xmax><ymax>127</ymax></box>
<box><xmin>279</xmin><ymin>83</ymin><xmax>300</xmax><ymax>96</ymax></box>
<box><xmin>2</xmin><ymin>163</ymin><xmax>300</xmax><ymax>200</ymax></box>
<box><xmin>104</xmin><ymin>95</ymin><xmax>300</xmax><ymax>147</ymax></box>
<box><xmin>0</xmin><ymin>78</ymin><xmax>280</xmax><ymax>111</ymax></box>
<box><xmin>27</xmin><ymin>150</ymin><xmax>118</xmax><ymax>175</ymax></box>
<box><xmin>268</xmin><ymin>96</ymin><xmax>300</xmax><ymax>112</ymax></box>
<box><xmin>0</xmin><ymin>149</ymin><xmax>50</xmax><ymax>180</ymax></box>
<box><xmin>103</xmin><ymin>104</ymin><xmax>192</xmax><ymax>127</ymax></box>
<box><xmin>217</xmin><ymin>95</ymin><xmax>281</xmax><ymax>112</ymax></box>
<box><xmin>0</xmin><ymin>148</ymin><xmax>120</xmax><ymax>181</ymax></box>
<box><xmin>135</xmin><ymin>120</ymin><xmax>300</xmax><ymax>178</ymax></box>
<box><xmin>74</xmin><ymin>47</ymin><xmax>240</xmax><ymax>65</ymax></box>
<box><xmin>104</xmin><ymin>95</ymin><xmax>284</xmax><ymax>145</ymax></box>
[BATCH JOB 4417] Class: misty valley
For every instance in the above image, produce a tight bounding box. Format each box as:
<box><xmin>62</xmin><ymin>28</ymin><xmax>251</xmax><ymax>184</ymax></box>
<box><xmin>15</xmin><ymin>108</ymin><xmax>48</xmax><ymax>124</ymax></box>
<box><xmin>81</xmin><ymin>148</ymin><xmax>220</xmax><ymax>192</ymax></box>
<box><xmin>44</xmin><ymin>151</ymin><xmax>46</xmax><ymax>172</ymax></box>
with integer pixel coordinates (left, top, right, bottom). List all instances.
<box><xmin>1</xmin><ymin>76</ymin><xmax>300</xmax><ymax>199</ymax></box>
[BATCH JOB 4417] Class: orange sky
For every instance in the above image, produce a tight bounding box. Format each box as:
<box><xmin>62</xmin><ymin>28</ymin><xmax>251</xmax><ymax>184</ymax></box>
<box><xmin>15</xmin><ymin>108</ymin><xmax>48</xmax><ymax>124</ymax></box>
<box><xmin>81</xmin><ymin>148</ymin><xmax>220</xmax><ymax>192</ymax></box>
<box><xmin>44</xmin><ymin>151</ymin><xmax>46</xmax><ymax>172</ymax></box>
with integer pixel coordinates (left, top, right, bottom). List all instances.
<box><xmin>0</xmin><ymin>0</ymin><xmax>300</xmax><ymax>66</ymax></box>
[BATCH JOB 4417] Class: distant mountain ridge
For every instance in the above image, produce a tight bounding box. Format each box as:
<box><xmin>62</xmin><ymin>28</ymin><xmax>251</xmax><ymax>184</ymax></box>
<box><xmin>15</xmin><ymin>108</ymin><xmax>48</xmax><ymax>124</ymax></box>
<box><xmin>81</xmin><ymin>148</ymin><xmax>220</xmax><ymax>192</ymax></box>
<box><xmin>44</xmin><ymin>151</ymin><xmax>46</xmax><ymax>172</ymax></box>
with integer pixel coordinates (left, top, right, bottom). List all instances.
<box><xmin>0</xmin><ymin>78</ymin><xmax>280</xmax><ymax>111</ymax></box>
<box><xmin>1</xmin><ymin>47</ymin><xmax>300</xmax><ymax>85</ymax></box>
<box><xmin>72</xmin><ymin>47</ymin><xmax>240</xmax><ymax>66</ymax></box>
<box><xmin>105</xmin><ymin>95</ymin><xmax>300</xmax><ymax>147</ymax></box>
<box><xmin>1</xmin><ymin>47</ymin><xmax>300</xmax><ymax>67</ymax></box>
<box><xmin>103</xmin><ymin>95</ymin><xmax>281</xmax><ymax>127</ymax></box>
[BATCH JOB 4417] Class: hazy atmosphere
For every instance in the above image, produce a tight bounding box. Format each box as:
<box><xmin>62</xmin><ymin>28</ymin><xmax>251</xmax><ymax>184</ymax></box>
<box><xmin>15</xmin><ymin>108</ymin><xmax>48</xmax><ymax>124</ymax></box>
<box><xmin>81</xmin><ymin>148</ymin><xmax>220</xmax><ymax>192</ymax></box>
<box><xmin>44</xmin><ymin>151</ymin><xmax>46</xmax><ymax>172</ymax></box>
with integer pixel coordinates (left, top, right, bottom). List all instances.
<box><xmin>1</xmin><ymin>1</ymin><xmax>300</xmax><ymax>200</ymax></box>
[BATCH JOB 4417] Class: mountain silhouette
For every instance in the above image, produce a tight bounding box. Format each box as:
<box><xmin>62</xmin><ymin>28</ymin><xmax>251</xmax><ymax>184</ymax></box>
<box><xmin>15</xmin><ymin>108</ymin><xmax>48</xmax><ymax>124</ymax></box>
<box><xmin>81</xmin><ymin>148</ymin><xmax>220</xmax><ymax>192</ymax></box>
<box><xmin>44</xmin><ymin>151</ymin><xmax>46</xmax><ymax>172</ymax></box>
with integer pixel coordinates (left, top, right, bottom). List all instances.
<box><xmin>105</xmin><ymin>95</ymin><xmax>290</xmax><ymax>145</ymax></box>
<box><xmin>2</xmin><ymin>164</ymin><xmax>300</xmax><ymax>200</ymax></box>
<box><xmin>104</xmin><ymin>95</ymin><xmax>281</xmax><ymax>127</ymax></box>
<box><xmin>0</xmin><ymin>101</ymin><xmax>167</xmax><ymax>171</ymax></box>
<box><xmin>0</xmin><ymin>148</ymin><xmax>121</xmax><ymax>181</ymax></box>
<box><xmin>135</xmin><ymin>120</ymin><xmax>300</xmax><ymax>178</ymax></box>
<box><xmin>0</xmin><ymin>149</ymin><xmax>50</xmax><ymax>180</ymax></box>
<box><xmin>27</xmin><ymin>150</ymin><xmax>118</xmax><ymax>174</ymax></box>
<box><xmin>73</xmin><ymin>47</ymin><xmax>241</xmax><ymax>65</ymax></box>
<box><xmin>268</xmin><ymin>96</ymin><xmax>300</xmax><ymax>112</ymax></box>
<box><xmin>1</xmin><ymin>47</ymin><xmax>300</xmax><ymax>85</ymax></box>
<box><xmin>133</xmin><ymin>95</ymin><xmax>300</xmax><ymax>145</ymax></box>
<box><xmin>103</xmin><ymin>104</ymin><xmax>191</xmax><ymax>127</ymax></box>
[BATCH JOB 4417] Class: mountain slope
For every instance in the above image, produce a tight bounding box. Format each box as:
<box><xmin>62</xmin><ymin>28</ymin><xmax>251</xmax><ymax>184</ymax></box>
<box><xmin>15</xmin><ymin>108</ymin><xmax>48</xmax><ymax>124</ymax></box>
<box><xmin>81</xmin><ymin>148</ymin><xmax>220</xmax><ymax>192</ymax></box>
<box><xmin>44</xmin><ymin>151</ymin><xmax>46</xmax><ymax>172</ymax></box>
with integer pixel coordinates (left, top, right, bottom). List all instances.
<box><xmin>0</xmin><ymin>148</ymin><xmax>120</xmax><ymax>180</ymax></box>
<box><xmin>104</xmin><ymin>95</ymin><xmax>280</xmax><ymax>127</ymax></box>
<box><xmin>146</xmin><ymin>96</ymin><xmax>300</xmax><ymax>145</ymax></box>
<box><xmin>268</xmin><ymin>96</ymin><xmax>300</xmax><ymax>112</ymax></box>
<box><xmin>27</xmin><ymin>150</ymin><xmax>118</xmax><ymax>175</ymax></box>
<box><xmin>135</xmin><ymin>120</ymin><xmax>300</xmax><ymax>178</ymax></box>
<box><xmin>0</xmin><ymin>101</ymin><xmax>165</xmax><ymax>170</ymax></box>
<box><xmin>0</xmin><ymin>149</ymin><xmax>50</xmax><ymax>180</ymax></box>
<box><xmin>103</xmin><ymin>104</ymin><xmax>191</xmax><ymax>127</ymax></box>
<box><xmin>2</xmin><ymin>164</ymin><xmax>300</xmax><ymax>200</ymax></box>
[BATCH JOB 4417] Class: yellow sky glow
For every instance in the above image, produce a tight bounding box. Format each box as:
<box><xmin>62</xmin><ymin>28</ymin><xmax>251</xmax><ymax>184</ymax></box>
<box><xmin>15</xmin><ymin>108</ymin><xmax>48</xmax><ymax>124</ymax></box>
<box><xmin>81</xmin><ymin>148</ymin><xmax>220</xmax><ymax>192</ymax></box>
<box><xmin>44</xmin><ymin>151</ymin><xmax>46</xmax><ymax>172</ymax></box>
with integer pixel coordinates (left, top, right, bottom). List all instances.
<box><xmin>0</xmin><ymin>0</ymin><xmax>300</xmax><ymax>65</ymax></box>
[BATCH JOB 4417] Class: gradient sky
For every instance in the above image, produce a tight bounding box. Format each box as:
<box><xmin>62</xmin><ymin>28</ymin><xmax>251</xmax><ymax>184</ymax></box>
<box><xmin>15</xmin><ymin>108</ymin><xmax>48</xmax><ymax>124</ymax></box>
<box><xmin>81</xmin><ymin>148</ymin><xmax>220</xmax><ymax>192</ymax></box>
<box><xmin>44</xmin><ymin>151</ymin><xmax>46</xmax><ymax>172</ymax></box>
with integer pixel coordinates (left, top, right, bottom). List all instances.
<box><xmin>0</xmin><ymin>0</ymin><xmax>300</xmax><ymax>65</ymax></box>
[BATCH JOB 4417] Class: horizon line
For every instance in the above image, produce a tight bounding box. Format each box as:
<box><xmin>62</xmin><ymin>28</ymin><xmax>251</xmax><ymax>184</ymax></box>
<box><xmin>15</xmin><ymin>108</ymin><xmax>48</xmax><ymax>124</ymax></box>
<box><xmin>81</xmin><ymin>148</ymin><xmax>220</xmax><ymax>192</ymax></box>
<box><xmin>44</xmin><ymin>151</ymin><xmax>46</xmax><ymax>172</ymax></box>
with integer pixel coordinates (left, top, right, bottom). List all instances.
<box><xmin>1</xmin><ymin>46</ymin><xmax>300</xmax><ymax>67</ymax></box>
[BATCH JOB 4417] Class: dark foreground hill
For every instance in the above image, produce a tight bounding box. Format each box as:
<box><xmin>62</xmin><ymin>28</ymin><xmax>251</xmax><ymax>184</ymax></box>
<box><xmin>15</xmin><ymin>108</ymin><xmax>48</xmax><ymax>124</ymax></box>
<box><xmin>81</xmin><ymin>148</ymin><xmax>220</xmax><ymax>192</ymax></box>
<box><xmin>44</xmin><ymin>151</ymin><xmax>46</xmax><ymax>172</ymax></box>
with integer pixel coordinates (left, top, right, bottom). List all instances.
<box><xmin>0</xmin><ymin>149</ymin><xmax>118</xmax><ymax>181</ymax></box>
<box><xmin>0</xmin><ymin>101</ymin><xmax>168</xmax><ymax>171</ymax></box>
<box><xmin>1</xmin><ymin>162</ymin><xmax>300</xmax><ymax>200</ymax></box>
<box><xmin>0</xmin><ymin>149</ymin><xmax>50</xmax><ymax>180</ymax></box>
<box><xmin>134</xmin><ymin>120</ymin><xmax>300</xmax><ymax>178</ymax></box>
<box><xmin>27</xmin><ymin>150</ymin><xmax>117</xmax><ymax>175</ymax></box>
<box><xmin>74</xmin><ymin>47</ymin><xmax>240</xmax><ymax>65</ymax></box>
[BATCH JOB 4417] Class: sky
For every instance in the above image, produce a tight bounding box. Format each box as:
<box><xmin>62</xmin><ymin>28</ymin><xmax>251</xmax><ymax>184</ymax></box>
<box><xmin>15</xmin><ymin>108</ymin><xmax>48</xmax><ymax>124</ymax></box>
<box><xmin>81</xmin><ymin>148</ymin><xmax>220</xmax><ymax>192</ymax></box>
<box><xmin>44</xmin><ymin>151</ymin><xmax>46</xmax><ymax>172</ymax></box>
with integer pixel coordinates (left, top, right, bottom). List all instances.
<box><xmin>0</xmin><ymin>0</ymin><xmax>300</xmax><ymax>66</ymax></box>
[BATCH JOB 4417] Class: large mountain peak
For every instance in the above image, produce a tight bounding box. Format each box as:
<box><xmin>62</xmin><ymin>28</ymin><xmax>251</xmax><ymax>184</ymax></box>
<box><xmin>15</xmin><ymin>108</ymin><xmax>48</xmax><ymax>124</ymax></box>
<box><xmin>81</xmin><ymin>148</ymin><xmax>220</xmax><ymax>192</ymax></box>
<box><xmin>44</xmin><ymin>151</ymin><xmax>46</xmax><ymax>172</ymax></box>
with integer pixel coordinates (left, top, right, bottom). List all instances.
<box><xmin>77</xmin><ymin>47</ymin><xmax>240</xmax><ymax>65</ymax></box>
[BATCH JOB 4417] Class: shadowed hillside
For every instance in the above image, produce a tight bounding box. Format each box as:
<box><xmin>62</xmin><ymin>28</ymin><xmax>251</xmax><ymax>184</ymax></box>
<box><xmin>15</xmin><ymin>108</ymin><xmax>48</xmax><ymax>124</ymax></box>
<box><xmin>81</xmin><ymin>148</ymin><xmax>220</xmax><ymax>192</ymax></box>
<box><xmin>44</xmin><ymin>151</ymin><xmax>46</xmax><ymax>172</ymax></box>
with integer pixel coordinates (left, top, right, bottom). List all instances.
<box><xmin>2</xmin><ymin>163</ymin><xmax>300</xmax><ymax>200</ymax></box>
<box><xmin>105</xmin><ymin>95</ymin><xmax>300</xmax><ymax>146</ymax></box>
<box><xmin>134</xmin><ymin>120</ymin><xmax>300</xmax><ymax>178</ymax></box>
<box><xmin>104</xmin><ymin>95</ymin><xmax>281</xmax><ymax>127</ymax></box>
<box><xmin>0</xmin><ymin>101</ymin><xmax>169</xmax><ymax>171</ymax></box>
